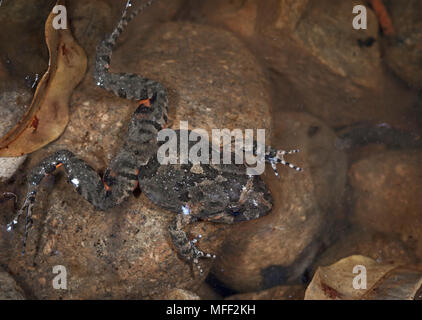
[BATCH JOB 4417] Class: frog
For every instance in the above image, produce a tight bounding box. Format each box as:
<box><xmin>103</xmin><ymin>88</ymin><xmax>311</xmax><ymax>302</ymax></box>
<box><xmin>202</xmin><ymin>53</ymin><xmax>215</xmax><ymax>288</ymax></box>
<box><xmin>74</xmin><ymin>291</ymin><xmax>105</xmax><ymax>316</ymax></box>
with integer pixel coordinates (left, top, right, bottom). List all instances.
<box><xmin>5</xmin><ymin>0</ymin><xmax>302</xmax><ymax>274</ymax></box>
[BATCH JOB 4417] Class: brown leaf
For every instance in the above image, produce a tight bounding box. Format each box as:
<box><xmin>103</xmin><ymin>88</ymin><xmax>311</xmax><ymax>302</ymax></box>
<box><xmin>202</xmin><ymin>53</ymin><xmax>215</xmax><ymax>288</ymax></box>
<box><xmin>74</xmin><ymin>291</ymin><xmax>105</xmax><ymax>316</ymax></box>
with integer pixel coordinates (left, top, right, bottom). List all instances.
<box><xmin>305</xmin><ymin>255</ymin><xmax>422</xmax><ymax>300</ymax></box>
<box><xmin>0</xmin><ymin>0</ymin><xmax>87</xmax><ymax>157</ymax></box>
<box><xmin>362</xmin><ymin>266</ymin><xmax>422</xmax><ymax>300</ymax></box>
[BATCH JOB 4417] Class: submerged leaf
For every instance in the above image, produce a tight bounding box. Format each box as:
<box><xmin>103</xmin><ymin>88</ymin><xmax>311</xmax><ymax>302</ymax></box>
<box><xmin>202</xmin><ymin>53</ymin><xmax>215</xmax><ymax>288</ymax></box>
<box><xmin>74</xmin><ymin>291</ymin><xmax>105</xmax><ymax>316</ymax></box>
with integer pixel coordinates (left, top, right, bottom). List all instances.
<box><xmin>305</xmin><ymin>255</ymin><xmax>422</xmax><ymax>300</ymax></box>
<box><xmin>0</xmin><ymin>0</ymin><xmax>87</xmax><ymax>157</ymax></box>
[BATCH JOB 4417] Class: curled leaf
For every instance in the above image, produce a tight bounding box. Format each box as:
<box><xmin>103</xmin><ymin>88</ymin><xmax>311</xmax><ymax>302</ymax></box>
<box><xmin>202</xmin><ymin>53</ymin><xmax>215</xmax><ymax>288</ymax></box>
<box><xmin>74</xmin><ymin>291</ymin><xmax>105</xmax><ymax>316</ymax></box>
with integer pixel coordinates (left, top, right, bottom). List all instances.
<box><xmin>305</xmin><ymin>255</ymin><xmax>422</xmax><ymax>300</ymax></box>
<box><xmin>0</xmin><ymin>0</ymin><xmax>87</xmax><ymax>157</ymax></box>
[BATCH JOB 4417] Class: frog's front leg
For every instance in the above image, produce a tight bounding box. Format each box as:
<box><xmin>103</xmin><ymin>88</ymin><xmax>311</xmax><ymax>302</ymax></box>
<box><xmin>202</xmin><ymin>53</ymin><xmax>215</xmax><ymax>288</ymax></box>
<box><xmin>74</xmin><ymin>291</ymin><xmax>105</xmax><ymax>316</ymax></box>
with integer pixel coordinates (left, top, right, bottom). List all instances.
<box><xmin>265</xmin><ymin>147</ymin><xmax>303</xmax><ymax>177</ymax></box>
<box><xmin>169</xmin><ymin>214</ymin><xmax>216</xmax><ymax>274</ymax></box>
<box><xmin>232</xmin><ymin>139</ymin><xmax>303</xmax><ymax>176</ymax></box>
<box><xmin>7</xmin><ymin>149</ymin><xmax>138</xmax><ymax>253</ymax></box>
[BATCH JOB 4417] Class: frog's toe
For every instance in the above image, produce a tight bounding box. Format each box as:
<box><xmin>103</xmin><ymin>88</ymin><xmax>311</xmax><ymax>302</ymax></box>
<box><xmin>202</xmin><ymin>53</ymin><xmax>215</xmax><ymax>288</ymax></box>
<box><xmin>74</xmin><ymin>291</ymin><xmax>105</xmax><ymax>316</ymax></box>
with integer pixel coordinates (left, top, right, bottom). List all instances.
<box><xmin>6</xmin><ymin>190</ymin><xmax>36</xmax><ymax>254</ymax></box>
<box><xmin>190</xmin><ymin>234</ymin><xmax>216</xmax><ymax>274</ymax></box>
<box><xmin>192</xmin><ymin>253</ymin><xmax>216</xmax><ymax>275</ymax></box>
<box><xmin>266</xmin><ymin>148</ymin><xmax>303</xmax><ymax>176</ymax></box>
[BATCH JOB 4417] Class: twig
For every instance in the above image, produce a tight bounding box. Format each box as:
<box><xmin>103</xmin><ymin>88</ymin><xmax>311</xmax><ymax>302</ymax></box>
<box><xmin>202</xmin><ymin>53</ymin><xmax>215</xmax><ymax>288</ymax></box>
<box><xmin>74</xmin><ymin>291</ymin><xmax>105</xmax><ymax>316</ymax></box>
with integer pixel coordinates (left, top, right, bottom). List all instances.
<box><xmin>369</xmin><ymin>0</ymin><xmax>395</xmax><ymax>36</ymax></box>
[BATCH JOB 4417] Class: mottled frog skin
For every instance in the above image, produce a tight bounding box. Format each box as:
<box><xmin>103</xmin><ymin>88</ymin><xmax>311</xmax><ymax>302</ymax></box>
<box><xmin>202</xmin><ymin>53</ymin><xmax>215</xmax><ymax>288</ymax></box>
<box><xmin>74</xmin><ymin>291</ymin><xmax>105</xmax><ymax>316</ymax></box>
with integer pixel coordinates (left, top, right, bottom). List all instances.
<box><xmin>6</xmin><ymin>0</ymin><xmax>302</xmax><ymax>274</ymax></box>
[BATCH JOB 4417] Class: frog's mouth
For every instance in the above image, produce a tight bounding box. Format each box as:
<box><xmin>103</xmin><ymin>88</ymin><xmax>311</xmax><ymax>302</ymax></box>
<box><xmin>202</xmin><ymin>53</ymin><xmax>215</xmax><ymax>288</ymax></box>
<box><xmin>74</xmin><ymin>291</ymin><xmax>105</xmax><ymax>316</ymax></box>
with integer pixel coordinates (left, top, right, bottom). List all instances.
<box><xmin>200</xmin><ymin>210</ymin><xmax>237</xmax><ymax>224</ymax></box>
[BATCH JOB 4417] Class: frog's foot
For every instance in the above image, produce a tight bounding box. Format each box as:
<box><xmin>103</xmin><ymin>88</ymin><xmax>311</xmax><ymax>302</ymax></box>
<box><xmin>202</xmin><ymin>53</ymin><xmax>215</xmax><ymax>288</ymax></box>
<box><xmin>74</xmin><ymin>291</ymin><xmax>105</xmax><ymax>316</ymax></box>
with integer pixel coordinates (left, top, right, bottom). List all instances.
<box><xmin>265</xmin><ymin>148</ymin><xmax>303</xmax><ymax>177</ymax></box>
<box><xmin>169</xmin><ymin>215</ymin><xmax>216</xmax><ymax>275</ymax></box>
<box><xmin>190</xmin><ymin>234</ymin><xmax>216</xmax><ymax>274</ymax></box>
<box><xmin>6</xmin><ymin>189</ymin><xmax>36</xmax><ymax>254</ymax></box>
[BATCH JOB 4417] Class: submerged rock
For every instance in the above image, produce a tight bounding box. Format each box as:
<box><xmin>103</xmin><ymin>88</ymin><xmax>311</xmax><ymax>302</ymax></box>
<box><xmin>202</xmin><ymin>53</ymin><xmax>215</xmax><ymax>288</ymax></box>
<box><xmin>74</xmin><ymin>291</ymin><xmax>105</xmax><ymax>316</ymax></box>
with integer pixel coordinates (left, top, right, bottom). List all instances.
<box><xmin>211</xmin><ymin>112</ymin><xmax>347</xmax><ymax>292</ymax></box>
<box><xmin>349</xmin><ymin>150</ymin><xmax>422</xmax><ymax>259</ymax></box>
<box><xmin>383</xmin><ymin>0</ymin><xmax>422</xmax><ymax>89</ymax></box>
<box><xmin>155</xmin><ymin>288</ymin><xmax>201</xmax><ymax>300</ymax></box>
<box><xmin>0</xmin><ymin>89</ymin><xmax>32</xmax><ymax>181</ymax></box>
<box><xmin>226</xmin><ymin>284</ymin><xmax>305</xmax><ymax>300</ymax></box>
<box><xmin>189</xmin><ymin>0</ymin><xmax>419</xmax><ymax>129</ymax></box>
<box><xmin>0</xmin><ymin>0</ymin><xmax>53</xmax><ymax>79</ymax></box>
<box><xmin>312</xmin><ymin>226</ymin><xmax>419</xmax><ymax>274</ymax></box>
<box><xmin>0</xmin><ymin>270</ymin><xmax>25</xmax><ymax>300</ymax></box>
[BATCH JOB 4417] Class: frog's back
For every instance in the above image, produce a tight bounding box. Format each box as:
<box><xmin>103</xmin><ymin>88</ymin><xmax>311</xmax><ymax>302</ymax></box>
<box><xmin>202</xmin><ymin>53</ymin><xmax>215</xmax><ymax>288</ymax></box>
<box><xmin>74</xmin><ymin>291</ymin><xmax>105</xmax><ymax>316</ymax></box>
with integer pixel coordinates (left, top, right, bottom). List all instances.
<box><xmin>138</xmin><ymin>135</ymin><xmax>273</xmax><ymax>222</ymax></box>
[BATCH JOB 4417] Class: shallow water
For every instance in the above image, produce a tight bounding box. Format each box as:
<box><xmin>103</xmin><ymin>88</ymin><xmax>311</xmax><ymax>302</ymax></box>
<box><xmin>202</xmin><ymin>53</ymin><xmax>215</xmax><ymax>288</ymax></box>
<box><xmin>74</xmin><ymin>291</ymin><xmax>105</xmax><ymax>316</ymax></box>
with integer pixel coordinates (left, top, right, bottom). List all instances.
<box><xmin>0</xmin><ymin>0</ymin><xmax>421</xmax><ymax>300</ymax></box>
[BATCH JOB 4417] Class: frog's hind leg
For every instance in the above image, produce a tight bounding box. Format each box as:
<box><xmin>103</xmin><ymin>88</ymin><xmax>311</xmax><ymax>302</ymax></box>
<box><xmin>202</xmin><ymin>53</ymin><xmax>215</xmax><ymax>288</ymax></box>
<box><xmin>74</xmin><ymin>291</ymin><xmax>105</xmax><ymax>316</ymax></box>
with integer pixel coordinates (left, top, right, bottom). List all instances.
<box><xmin>169</xmin><ymin>214</ymin><xmax>216</xmax><ymax>275</ymax></box>
<box><xmin>94</xmin><ymin>0</ymin><xmax>157</xmax><ymax>98</ymax></box>
<box><xmin>265</xmin><ymin>147</ymin><xmax>303</xmax><ymax>177</ymax></box>
<box><xmin>7</xmin><ymin>187</ymin><xmax>36</xmax><ymax>254</ymax></box>
<box><xmin>7</xmin><ymin>149</ymin><xmax>139</xmax><ymax>253</ymax></box>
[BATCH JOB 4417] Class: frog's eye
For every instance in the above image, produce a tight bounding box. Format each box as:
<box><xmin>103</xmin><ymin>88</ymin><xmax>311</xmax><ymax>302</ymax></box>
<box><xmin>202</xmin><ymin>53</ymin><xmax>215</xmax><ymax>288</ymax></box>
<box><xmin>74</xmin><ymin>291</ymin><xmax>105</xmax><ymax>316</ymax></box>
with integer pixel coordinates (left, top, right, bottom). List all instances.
<box><xmin>178</xmin><ymin>191</ymin><xmax>190</xmax><ymax>202</ymax></box>
<box><xmin>226</xmin><ymin>206</ymin><xmax>243</xmax><ymax>218</ymax></box>
<box><xmin>231</xmin><ymin>211</ymin><xmax>241</xmax><ymax>217</ymax></box>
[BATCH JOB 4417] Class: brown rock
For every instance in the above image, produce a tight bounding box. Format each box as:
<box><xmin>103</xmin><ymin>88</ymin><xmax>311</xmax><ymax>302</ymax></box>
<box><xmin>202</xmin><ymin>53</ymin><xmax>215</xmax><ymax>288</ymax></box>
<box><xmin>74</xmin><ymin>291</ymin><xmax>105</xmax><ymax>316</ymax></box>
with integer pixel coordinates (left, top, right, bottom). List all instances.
<box><xmin>0</xmin><ymin>0</ymin><xmax>54</xmax><ymax>79</ymax></box>
<box><xmin>155</xmin><ymin>288</ymin><xmax>200</xmax><ymax>300</ymax></box>
<box><xmin>284</xmin><ymin>0</ymin><xmax>381</xmax><ymax>89</ymax></box>
<box><xmin>226</xmin><ymin>285</ymin><xmax>305</xmax><ymax>300</ymax></box>
<box><xmin>190</xmin><ymin>0</ymin><xmax>419</xmax><ymax>129</ymax></box>
<box><xmin>0</xmin><ymin>61</ymin><xmax>6</xmax><ymax>79</ymax></box>
<box><xmin>257</xmin><ymin>0</ymin><xmax>417</xmax><ymax>129</ymax></box>
<box><xmin>195</xmin><ymin>283</ymin><xmax>222</xmax><ymax>300</ymax></box>
<box><xmin>384</xmin><ymin>0</ymin><xmax>422</xmax><ymax>89</ymax></box>
<box><xmin>184</xmin><ymin>0</ymin><xmax>259</xmax><ymax>39</ymax></box>
<box><xmin>211</xmin><ymin>112</ymin><xmax>347</xmax><ymax>292</ymax></box>
<box><xmin>349</xmin><ymin>150</ymin><xmax>422</xmax><ymax>259</ymax></box>
<box><xmin>312</xmin><ymin>226</ymin><xmax>418</xmax><ymax>275</ymax></box>
<box><xmin>115</xmin><ymin>22</ymin><xmax>272</xmax><ymax>133</ymax></box>
<box><xmin>0</xmin><ymin>88</ymin><xmax>32</xmax><ymax>181</ymax></box>
<box><xmin>68</xmin><ymin>0</ymin><xmax>186</xmax><ymax>65</ymax></box>
<box><xmin>0</xmin><ymin>271</ymin><xmax>25</xmax><ymax>300</ymax></box>
<box><xmin>3</xmin><ymin>19</ymin><xmax>271</xmax><ymax>299</ymax></box>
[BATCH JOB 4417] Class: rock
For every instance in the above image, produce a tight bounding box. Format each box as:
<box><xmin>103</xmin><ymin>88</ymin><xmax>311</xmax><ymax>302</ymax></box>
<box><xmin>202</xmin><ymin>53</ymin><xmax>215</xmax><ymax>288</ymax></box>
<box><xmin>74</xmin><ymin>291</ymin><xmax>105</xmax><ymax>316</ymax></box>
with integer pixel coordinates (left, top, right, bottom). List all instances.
<box><xmin>188</xmin><ymin>0</ymin><xmax>419</xmax><ymax>129</ymax></box>
<box><xmin>0</xmin><ymin>271</ymin><xmax>25</xmax><ymax>300</ymax></box>
<box><xmin>284</xmin><ymin>0</ymin><xmax>381</xmax><ymax>89</ymax></box>
<box><xmin>0</xmin><ymin>89</ymin><xmax>33</xmax><ymax>181</ymax></box>
<box><xmin>383</xmin><ymin>0</ymin><xmax>422</xmax><ymax>89</ymax></box>
<box><xmin>312</xmin><ymin>226</ymin><xmax>418</xmax><ymax>275</ymax></box>
<box><xmin>184</xmin><ymin>0</ymin><xmax>259</xmax><ymax>39</ymax></box>
<box><xmin>0</xmin><ymin>90</ymin><xmax>32</xmax><ymax>136</ymax></box>
<box><xmin>195</xmin><ymin>283</ymin><xmax>222</xmax><ymax>300</ymax></box>
<box><xmin>211</xmin><ymin>112</ymin><xmax>347</xmax><ymax>292</ymax></box>
<box><xmin>68</xmin><ymin>0</ymin><xmax>186</xmax><ymax>67</ymax></box>
<box><xmin>257</xmin><ymin>0</ymin><xmax>418</xmax><ymax>129</ymax></box>
<box><xmin>155</xmin><ymin>288</ymin><xmax>200</xmax><ymax>300</ymax></box>
<box><xmin>226</xmin><ymin>285</ymin><xmax>305</xmax><ymax>300</ymax></box>
<box><xmin>0</xmin><ymin>61</ymin><xmax>6</xmax><ymax>79</ymax></box>
<box><xmin>3</xmin><ymin>19</ymin><xmax>272</xmax><ymax>299</ymax></box>
<box><xmin>349</xmin><ymin>150</ymin><xmax>422</xmax><ymax>259</ymax></box>
<box><xmin>0</xmin><ymin>157</ymin><xmax>26</xmax><ymax>182</ymax></box>
<box><xmin>115</xmin><ymin>23</ymin><xmax>272</xmax><ymax>133</ymax></box>
<box><xmin>0</xmin><ymin>0</ymin><xmax>54</xmax><ymax>79</ymax></box>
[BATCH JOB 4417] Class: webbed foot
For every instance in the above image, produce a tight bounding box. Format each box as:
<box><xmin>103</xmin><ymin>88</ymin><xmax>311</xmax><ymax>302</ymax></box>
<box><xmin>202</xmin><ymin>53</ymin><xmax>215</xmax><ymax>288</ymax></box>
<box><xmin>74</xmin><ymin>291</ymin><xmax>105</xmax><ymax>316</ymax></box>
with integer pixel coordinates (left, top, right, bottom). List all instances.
<box><xmin>190</xmin><ymin>234</ymin><xmax>216</xmax><ymax>274</ymax></box>
<box><xmin>266</xmin><ymin>148</ymin><xmax>303</xmax><ymax>177</ymax></box>
<box><xmin>169</xmin><ymin>215</ymin><xmax>216</xmax><ymax>275</ymax></box>
<box><xmin>6</xmin><ymin>189</ymin><xmax>36</xmax><ymax>254</ymax></box>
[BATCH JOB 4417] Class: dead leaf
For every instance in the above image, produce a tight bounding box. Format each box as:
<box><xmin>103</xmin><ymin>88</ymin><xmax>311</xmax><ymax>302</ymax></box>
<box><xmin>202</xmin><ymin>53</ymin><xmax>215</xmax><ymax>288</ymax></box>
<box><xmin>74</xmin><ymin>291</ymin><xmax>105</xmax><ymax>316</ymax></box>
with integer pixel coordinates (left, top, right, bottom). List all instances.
<box><xmin>362</xmin><ymin>266</ymin><xmax>422</xmax><ymax>300</ymax></box>
<box><xmin>0</xmin><ymin>0</ymin><xmax>87</xmax><ymax>157</ymax></box>
<box><xmin>305</xmin><ymin>255</ymin><xmax>422</xmax><ymax>300</ymax></box>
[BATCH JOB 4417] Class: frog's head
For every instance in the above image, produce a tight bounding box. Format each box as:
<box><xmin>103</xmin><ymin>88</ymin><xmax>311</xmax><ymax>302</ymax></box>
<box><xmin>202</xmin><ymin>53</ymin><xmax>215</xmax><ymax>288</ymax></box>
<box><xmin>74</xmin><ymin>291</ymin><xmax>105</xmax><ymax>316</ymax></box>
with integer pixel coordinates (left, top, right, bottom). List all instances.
<box><xmin>206</xmin><ymin>176</ymin><xmax>273</xmax><ymax>224</ymax></box>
